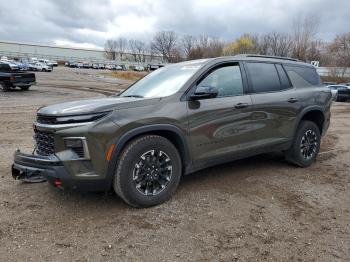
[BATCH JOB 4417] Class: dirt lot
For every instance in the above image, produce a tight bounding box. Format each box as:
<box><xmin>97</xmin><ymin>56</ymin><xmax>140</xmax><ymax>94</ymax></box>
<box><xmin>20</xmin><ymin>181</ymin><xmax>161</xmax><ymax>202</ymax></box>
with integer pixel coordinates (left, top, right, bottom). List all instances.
<box><xmin>0</xmin><ymin>67</ymin><xmax>349</xmax><ymax>261</ymax></box>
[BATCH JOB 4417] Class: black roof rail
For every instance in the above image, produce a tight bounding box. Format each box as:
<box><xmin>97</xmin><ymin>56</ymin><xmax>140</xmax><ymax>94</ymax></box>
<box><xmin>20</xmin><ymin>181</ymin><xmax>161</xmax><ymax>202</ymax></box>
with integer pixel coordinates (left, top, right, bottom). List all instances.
<box><xmin>234</xmin><ymin>54</ymin><xmax>300</xmax><ymax>62</ymax></box>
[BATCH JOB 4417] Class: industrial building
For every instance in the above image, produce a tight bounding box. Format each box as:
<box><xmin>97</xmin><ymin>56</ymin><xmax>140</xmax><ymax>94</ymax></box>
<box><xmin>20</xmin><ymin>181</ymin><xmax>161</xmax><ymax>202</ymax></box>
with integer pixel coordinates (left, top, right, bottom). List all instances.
<box><xmin>0</xmin><ymin>40</ymin><xmax>163</xmax><ymax>65</ymax></box>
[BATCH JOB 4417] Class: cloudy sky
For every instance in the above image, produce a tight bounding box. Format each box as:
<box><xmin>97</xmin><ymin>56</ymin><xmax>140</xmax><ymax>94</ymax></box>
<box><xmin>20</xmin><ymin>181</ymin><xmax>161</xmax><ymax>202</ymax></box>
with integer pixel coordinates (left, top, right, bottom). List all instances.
<box><xmin>0</xmin><ymin>0</ymin><xmax>349</xmax><ymax>49</ymax></box>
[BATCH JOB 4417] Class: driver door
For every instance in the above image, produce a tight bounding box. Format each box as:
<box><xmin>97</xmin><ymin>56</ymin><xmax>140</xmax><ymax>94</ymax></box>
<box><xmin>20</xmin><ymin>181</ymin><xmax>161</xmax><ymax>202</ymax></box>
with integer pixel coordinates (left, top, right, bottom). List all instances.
<box><xmin>187</xmin><ymin>63</ymin><xmax>254</xmax><ymax>163</ymax></box>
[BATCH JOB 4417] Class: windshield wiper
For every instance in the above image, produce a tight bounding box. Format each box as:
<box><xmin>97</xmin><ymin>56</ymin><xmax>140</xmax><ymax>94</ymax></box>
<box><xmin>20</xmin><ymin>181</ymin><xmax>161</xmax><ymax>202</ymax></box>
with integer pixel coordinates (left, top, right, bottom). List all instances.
<box><xmin>123</xmin><ymin>95</ymin><xmax>144</xmax><ymax>98</ymax></box>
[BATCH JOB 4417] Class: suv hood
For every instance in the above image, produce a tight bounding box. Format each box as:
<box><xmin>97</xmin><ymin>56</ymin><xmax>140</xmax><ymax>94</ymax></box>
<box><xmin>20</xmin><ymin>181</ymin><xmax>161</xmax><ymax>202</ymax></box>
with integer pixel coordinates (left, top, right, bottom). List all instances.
<box><xmin>37</xmin><ymin>96</ymin><xmax>160</xmax><ymax>116</ymax></box>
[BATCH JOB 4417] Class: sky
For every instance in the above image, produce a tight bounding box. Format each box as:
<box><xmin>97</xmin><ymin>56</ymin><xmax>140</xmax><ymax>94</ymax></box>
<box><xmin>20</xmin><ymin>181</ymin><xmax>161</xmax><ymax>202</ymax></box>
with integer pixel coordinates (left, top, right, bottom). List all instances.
<box><xmin>0</xmin><ymin>0</ymin><xmax>349</xmax><ymax>50</ymax></box>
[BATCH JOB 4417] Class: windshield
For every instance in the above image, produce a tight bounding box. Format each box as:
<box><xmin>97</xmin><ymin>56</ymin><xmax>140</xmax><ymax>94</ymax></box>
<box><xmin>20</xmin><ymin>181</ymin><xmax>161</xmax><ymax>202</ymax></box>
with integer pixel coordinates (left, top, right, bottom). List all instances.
<box><xmin>120</xmin><ymin>63</ymin><xmax>202</xmax><ymax>98</ymax></box>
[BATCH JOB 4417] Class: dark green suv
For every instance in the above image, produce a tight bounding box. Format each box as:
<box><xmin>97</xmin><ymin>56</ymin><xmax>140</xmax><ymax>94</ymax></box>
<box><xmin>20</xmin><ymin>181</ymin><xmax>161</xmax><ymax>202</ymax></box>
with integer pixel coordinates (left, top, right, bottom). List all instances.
<box><xmin>12</xmin><ymin>55</ymin><xmax>332</xmax><ymax>207</ymax></box>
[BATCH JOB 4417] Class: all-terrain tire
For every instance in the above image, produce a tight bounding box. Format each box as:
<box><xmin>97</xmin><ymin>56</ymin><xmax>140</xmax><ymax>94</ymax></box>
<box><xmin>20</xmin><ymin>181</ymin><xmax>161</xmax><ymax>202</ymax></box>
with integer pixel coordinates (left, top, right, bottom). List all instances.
<box><xmin>113</xmin><ymin>135</ymin><xmax>182</xmax><ymax>208</ymax></box>
<box><xmin>285</xmin><ymin>120</ymin><xmax>321</xmax><ymax>167</ymax></box>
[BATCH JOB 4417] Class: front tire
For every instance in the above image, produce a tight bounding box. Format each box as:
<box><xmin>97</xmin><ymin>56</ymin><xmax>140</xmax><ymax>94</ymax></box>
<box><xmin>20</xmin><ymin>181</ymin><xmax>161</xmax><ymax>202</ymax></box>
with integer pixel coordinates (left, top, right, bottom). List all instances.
<box><xmin>113</xmin><ymin>135</ymin><xmax>182</xmax><ymax>208</ymax></box>
<box><xmin>285</xmin><ymin>120</ymin><xmax>321</xmax><ymax>167</ymax></box>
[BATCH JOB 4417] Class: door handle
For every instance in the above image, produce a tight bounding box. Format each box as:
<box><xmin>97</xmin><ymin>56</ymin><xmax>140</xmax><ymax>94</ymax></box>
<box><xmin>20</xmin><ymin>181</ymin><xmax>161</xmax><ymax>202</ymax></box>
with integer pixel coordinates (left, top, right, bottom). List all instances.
<box><xmin>287</xmin><ymin>98</ymin><xmax>298</xmax><ymax>103</ymax></box>
<box><xmin>234</xmin><ymin>103</ymin><xmax>249</xmax><ymax>109</ymax></box>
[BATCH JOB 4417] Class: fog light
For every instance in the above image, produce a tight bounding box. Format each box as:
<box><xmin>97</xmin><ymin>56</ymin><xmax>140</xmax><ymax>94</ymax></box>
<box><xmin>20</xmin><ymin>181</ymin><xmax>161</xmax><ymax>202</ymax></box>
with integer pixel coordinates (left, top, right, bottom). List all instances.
<box><xmin>63</xmin><ymin>137</ymin><xmax>90</xmax><ymax>159</ymax></box>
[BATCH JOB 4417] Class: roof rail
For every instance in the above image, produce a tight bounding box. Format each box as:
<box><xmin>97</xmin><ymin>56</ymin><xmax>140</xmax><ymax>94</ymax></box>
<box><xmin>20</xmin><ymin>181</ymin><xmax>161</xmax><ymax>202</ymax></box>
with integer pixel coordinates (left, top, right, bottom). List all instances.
<box><xmin>235</xmin><ymin>54</ymin><xmax>299</xmax><ymax>62</ymax></box>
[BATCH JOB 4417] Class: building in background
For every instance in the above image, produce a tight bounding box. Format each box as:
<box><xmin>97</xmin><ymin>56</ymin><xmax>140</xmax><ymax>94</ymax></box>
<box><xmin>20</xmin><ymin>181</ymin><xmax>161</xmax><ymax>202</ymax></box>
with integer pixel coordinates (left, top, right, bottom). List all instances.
<box><xmin>0</xmin><ymin>40</ymin><xmax>164</xmax><ymax>65</ymax></box>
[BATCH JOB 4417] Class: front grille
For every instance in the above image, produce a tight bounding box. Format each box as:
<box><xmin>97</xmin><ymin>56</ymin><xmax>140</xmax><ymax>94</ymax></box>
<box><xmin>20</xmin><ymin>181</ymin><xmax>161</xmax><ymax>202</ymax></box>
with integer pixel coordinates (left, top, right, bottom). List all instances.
<box><xmin>34</xmin><ymin>129</ymin><xmax>55</xmax><ymax>156</ymax></box>
<box><xmin>36</xmin><ymin>115</ymin><xmax>57</xmax><ymax>125</ymax></box>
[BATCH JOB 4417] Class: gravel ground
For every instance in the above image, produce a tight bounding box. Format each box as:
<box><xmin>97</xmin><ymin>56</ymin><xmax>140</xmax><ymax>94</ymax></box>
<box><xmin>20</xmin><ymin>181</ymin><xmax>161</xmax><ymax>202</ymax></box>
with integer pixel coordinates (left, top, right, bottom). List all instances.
<box><xmin>0</xmin><ymin>67</ymin><xmax>349</xmax><ymax>261</ymax></box>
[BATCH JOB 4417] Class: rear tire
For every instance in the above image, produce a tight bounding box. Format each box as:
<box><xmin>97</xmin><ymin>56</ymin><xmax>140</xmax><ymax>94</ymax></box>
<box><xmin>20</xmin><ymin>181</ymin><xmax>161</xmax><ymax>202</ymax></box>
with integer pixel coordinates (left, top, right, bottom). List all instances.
<box><xmin>285</xmin><ymin>120</ymin><xmax>321</xmax><ymax>167</ymax></box>
<box><xmin>113</xmin><ymin>135</ymin><xmax>182</xmax><ymax>208</ymax></box>
<box><xmin>20</xmin><ymin>86</ymin><xmax>30</xmax><ymax>91</ymax></box>
<box><xmin>0</xmin><ymin>82</ymin><xmax>10</xmax><ymax>92</ymax></box>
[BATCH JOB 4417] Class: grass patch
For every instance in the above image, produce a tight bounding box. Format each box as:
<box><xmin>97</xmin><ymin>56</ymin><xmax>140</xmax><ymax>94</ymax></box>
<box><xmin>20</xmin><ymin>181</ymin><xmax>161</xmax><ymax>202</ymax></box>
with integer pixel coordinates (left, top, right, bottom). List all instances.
<box><xmin>107</xmin><ymin>71</ymin><xmax>148</xmax><ymax>81</ymax></box>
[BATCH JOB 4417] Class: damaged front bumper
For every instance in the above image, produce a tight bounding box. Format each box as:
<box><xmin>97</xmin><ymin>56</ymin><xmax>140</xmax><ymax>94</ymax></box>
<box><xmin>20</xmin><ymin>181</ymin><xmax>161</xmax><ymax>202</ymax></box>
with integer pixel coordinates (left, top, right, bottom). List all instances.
<box><xmin>12</xmin><ymin>150</ymin><xmax>111</xmax><ymax>191</ymax></box>
<box><xmin>12</xmin><ymin>150</ymin><xmax>67</xmax><ymax>184</ymax></box>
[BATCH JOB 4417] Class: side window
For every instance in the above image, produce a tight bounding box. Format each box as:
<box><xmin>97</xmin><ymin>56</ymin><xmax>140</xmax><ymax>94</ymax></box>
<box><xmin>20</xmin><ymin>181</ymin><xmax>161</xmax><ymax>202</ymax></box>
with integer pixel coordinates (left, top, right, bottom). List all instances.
<box><xmin>284</xmin><ymin>65</ymin><xmax>321</xmax><ymax>87</ymax></box>
<box><xmin>275</xmin><ymin>64</ymin><xmax>292</xmax><ymax>90</ymax></box>
<box><xmin>197</xmin><ymin>65</ymin><xmax>243</xmax><ymax>97</ymax></box>
<box><xmin>246</xmin><ymin>62</ymin><xmax>281</xmax><ymax>93</ymax></box>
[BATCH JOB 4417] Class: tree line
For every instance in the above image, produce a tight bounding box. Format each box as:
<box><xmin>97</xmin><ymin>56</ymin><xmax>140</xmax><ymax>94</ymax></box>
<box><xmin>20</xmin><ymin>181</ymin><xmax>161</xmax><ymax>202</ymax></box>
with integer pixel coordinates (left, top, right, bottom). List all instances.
<box><xmin>104</xmin><ymin>16</ymin><xmax>350</xmax><ymax>70</ymax></box>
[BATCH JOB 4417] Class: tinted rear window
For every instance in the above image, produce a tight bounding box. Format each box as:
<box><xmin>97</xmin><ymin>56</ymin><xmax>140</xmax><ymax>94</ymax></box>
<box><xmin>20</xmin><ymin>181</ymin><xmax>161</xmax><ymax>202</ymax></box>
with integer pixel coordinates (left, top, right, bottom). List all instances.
<box><xmin>246</xmin><ymin>62</ymin><xmax>282</xmax><ymax>93</ymax></box>
<box><xmin>284</xmin><ymin>65</ymin><xmax>321</xmax><ymax>87</ymax></box>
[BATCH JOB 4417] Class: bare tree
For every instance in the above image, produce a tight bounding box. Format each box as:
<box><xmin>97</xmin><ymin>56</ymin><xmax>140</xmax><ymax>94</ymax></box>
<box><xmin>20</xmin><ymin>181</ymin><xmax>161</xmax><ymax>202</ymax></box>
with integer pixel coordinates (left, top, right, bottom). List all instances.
<box><xmin>307</xmin><ymin>40</ymin><xmax>323</xmax><ymax>62</ymax></box>
<box><xmin>151</xmin><ymin>31</ymin><xmax>178</xmax><ymax>62</ymax></box>
<box><xmin>182</xmin><ymin>35</ymin><xmax>196</xmax><ymax>59</ymax></box>
<box><xmin>255</xmin><ymin>32</ymin><xmax>293</xmax><ymax>56</ymax></box>
<box><xmin>135</xmin><ymin>40</ymin><xmax>146</xmax><ymax>62</ymax></box>
<box><xmin>183</xmin><ymin>35</ymin><xmax>224</xmax><ymax>60</ymax></box>
<box><xmin>130</xmin><ymin>40</ymin><xmax>147</xmax><ymax>62</ymax></box>
<box><xmin>329</xmin><ymin>33</ymin><xmax>350</xmax><ymax>76</ymax></box>
<box><xmin>292</xmin><ymin>15</ymin><xmax>320</xmax><ymax>61</ymax></box>
<box><xmin>206</xmin><ymin>38</ymin><xmax>225</xmax><ymax>58</ymax></box>
<box><xmin>116</xmin><ymin>37</ymin><xmax>127</xmax><ymax>61</ymax></box>
<box><xmin>104</xmin><ymin>39</ymin><xmax>118</xmax><ymax>60</ymax></box>
<box><xmin>129</xmin><ymin>39</ymin><xmax>139</xmax><ymax>62</ymax></box>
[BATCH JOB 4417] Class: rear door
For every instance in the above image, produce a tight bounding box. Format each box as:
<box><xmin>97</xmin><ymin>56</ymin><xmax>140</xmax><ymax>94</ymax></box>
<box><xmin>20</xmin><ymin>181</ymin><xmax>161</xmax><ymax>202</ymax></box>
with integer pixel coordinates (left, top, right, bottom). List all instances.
<box><xmin>244</xmin><ymin>62</ymin><xmax>302</xmax><ymax>146</ymax></box>
<box><xmin>187</xmin><ymin>62</ymin><xmax>255</xmax><ymax>162</ymax></box>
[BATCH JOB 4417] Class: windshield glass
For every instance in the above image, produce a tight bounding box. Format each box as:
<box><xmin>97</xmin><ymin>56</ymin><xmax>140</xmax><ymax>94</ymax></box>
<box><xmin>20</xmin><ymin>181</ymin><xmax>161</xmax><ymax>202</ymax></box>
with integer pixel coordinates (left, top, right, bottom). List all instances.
<box><xmin>120</xmin><ymin>63</ymin><xmax>203</xmax><ymax>98</ymax></box>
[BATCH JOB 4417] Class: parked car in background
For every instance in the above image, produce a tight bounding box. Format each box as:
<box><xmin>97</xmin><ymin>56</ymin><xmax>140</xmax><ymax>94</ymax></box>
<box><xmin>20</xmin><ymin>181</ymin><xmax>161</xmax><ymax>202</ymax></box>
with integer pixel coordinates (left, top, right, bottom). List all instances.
<box><xmin>50</xmin><ymin>60</ymin><xmax>58</xmax><ymax>67</ymax></box>
<box><xmin>98</xmin><ymin>63</ymin><xmax>105</xmax><ymax>69</ymax></box>
<box><xmin>105</xmin><ymin>64</ymin><xmax>115</xmax><ymax>70</ymax></box>
<box><xmin>69</xmin><ymin>62</ymin><xmax>78</xmax><ymax>68</ymax></box>
<box><xmin>323</xmin><ymin>81</ymin><xmax>336</xmax><ymax>86</ymax></box>
<box><xmin>134</xmin><ymin>65</ymin><xmax>144</xmax><ymax>71</ymax></box>
<box><xmin>147</xmin><ymin>64</ymin><xmax>165</xmax><ymax>71</ymax></box>
<box><xmin>81</xmin><ymin>62</ymin><xmax>90</xmax><ymax>68</ymax></box>
<box><xmin>115</xmin><ymin>65</ymin><xmax>123</xmax><ymax>70</ymax></box>
<box><xmin>29</xmin><ymin>62</ymin><xmax>53</xmax><ymax>72</ymax></box>
<box><xmin>327</xmin><ymin>85</ymin><xmax>339</xmax><ymax>101</ymax></box>
<box><xmin>12</xmin><ymin>61</ymin><xmax>28</xmax><ymax>71</ymax></box>
<box><xmin>327</xmin><ymin>85</ymin><xmax>350</xmax><ymax>102</ymax></box>
<box><xmin>0</xmin><ymin>62</ymin><xmax>36</xmax><ymax>91</ymax></box>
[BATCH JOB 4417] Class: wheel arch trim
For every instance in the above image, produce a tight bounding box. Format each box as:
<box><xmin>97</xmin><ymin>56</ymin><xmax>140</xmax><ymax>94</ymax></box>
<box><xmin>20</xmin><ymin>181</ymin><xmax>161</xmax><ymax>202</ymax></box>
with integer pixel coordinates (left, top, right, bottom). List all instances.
<box><xmin>293</xmin><ymin>106</ymin><xmax>326</xmax><ymax>136</ymax></box>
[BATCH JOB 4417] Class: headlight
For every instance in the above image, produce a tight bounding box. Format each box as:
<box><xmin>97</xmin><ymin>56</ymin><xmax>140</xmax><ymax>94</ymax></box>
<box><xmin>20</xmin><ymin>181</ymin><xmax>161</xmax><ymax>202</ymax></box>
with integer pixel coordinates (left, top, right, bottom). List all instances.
<box><xmin>55</xmin><ymin>111</ymin><xmax>111</xmax><ymax>124</ymax></box>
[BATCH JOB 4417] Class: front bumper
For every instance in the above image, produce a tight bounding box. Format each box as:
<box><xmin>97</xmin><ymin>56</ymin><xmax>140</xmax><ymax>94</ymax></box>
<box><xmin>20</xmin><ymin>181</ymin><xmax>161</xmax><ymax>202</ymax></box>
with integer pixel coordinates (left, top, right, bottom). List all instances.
<box><xmin>11</xmin><ymin>81</ymin><xmax>36</xmax><ymax>87</ymax></box>
<box><xmin>12</xmin><ymin>150</ymin><xmax>109</xmax><ymax>191</ymax></box>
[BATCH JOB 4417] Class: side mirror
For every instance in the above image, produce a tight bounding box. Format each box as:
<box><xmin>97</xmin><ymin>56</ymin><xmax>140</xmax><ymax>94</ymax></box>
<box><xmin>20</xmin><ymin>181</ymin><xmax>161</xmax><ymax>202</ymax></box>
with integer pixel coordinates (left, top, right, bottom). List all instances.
<box><xmin>190</xmin><ymin>86</ymin><xmax>218</xmax><ymax>100</ymax></box>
